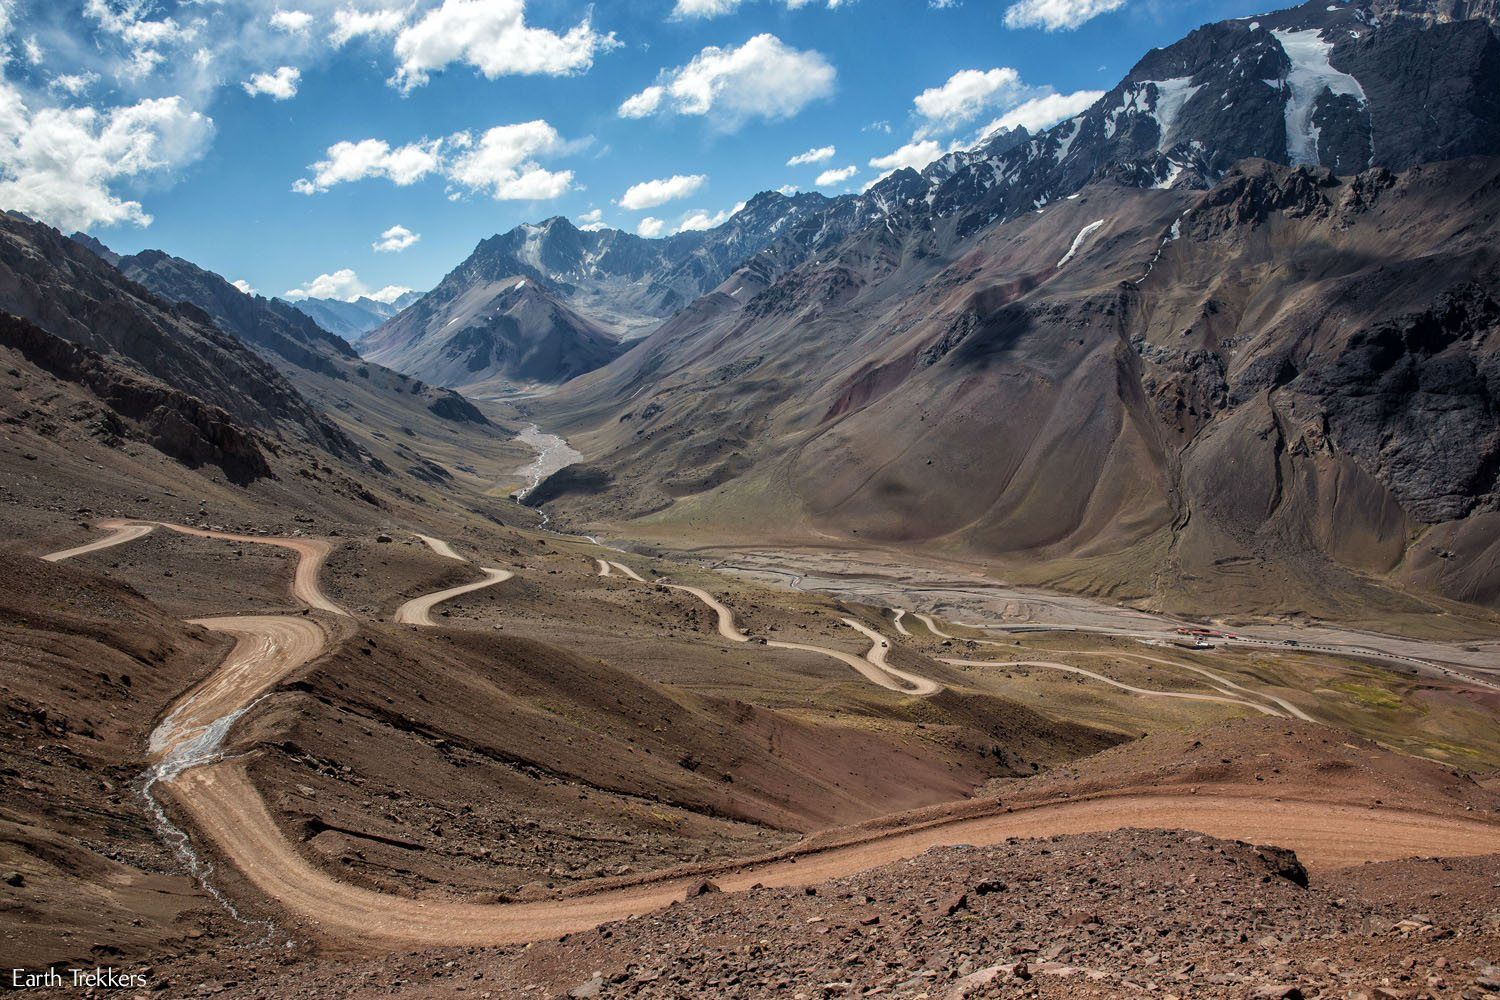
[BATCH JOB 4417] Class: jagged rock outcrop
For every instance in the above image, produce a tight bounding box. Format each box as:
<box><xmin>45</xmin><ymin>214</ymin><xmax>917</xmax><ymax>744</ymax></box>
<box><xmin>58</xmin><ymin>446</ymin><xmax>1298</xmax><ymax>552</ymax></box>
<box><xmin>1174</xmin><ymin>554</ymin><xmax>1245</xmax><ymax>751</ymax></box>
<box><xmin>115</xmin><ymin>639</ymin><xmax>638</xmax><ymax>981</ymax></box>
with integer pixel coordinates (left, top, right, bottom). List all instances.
<box><xmin>0</xmin><ymin>311</ymin><xmax>273</xmax><ymax>483</ymax></box>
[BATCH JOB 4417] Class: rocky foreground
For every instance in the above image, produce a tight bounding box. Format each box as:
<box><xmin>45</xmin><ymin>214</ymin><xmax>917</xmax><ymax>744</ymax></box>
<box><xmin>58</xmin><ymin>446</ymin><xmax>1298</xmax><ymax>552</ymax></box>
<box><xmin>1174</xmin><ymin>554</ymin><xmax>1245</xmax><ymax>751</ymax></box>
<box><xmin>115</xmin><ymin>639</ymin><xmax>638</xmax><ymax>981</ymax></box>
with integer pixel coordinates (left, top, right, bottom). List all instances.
<box><xmin>148</xmin><ymin>828</ymin><xmax>1499</xmax><ymax>999</ymax></box>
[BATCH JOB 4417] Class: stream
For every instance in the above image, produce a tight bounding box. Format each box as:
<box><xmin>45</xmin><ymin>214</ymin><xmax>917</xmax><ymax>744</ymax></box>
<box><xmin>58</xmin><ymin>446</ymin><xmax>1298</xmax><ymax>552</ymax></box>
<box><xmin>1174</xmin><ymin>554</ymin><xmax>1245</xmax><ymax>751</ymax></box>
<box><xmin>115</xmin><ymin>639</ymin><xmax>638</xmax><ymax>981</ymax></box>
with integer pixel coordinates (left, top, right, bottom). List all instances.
<box><xmin>512</xmin><ymin>423</ymin><xmax>582</xmax><ymax>501</ymax></box>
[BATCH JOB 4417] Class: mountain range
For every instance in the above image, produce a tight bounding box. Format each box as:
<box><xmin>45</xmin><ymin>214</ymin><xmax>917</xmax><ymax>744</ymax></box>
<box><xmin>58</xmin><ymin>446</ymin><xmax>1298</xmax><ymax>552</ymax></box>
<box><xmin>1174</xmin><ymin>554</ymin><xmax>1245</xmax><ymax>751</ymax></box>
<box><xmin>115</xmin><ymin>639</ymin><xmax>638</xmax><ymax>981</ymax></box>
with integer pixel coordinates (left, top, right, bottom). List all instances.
<box><xmin>493</xmin><ymin>0</ymin><xmax>1500</xmax><ymax>618</ymax></box>
<box><xmin>31</xmin><ymin>0</ymin><xmax>1499</xmax><ymax>620</ymax></box>
<box><xmin>289</xmin><ymin>291</ymin><xmax>422</xmax><ymax>343</ymax></box>
<box><xmin>7</xmin><ymin>0</ymin><xmax>1500</xmax><ymax>986</ymax></box>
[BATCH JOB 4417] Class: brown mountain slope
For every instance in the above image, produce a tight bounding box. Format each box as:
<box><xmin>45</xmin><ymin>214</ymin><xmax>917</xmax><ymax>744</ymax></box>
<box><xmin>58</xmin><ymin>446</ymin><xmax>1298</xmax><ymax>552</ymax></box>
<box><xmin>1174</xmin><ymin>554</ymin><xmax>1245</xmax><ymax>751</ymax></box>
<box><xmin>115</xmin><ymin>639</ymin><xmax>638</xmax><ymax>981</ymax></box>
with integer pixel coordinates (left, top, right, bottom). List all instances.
<box><xmin>532</xmin><ymin>158</ymin><xmax>1500</xmax><ymax>619</ymax></box>
<box><xmin>0</xmin><ymin>213</ymin><xmax>356</xmax><ymax>465</ymax></box>
<box><xmin>362</xmin><ymin>273</ymin><xmax>627</xmax><ymax>393</ymax></box>
<box><xmin>108</xmin><ymin>245</ymin><xmax>529</xmax><ymax>505</ymax></box>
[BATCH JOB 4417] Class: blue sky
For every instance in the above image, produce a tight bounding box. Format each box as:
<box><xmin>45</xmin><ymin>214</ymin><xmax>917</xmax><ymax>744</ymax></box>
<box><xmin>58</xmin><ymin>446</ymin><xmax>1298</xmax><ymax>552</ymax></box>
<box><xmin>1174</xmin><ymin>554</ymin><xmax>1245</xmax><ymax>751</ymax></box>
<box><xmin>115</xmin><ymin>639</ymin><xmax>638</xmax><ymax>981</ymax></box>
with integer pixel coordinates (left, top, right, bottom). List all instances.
<box><xmin>0</xmin><ymin>0</ymin><xmax>1271</xmax><ymax>302</ymax></box>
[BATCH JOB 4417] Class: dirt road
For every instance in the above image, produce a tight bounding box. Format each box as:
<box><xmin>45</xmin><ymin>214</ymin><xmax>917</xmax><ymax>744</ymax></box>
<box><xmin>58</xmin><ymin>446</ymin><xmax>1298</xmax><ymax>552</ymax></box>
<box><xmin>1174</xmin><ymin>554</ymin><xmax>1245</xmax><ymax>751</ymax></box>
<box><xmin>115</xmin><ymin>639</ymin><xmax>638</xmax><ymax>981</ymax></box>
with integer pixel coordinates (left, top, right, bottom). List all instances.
<box><xmin>48</xmin><ymin>521</ymin><xmax>1500</xmax><ymax>954</ymax></box>
<box><xmin>659</xmin><ymin>581</ymin><xmax>941</xmax><ymax>694</ymax></box>
<box><xmin>415</xmin><ymin>534</ymin><xmax>466</xmax><ymax>561</ymax></box>
<box><xmin>607</xmin><ymin>560</ymin><xmax>646</xmax><ymax>582</ymax></box>
<box><xmin>395</xmin><ymin>568</ymin><xmax>514</xmax><ymax>626</ymax></box>
<box><xmin>150</xmin><ymin>616</ymin><xmax>328</xmax><ymax>774</ymax></box>
<box><xmin>891</xmin><ymin>609</ymin><xmax>911</xmax><ymax>636</ymax></box>
<box><xmin>943</xmin><ymin>658</ymin><xmax>1286</xmax><ymax>717</ymax></box>
<box><xmin>664</xmin><ymin>583</ymin><xmax>752</xmax><ymax>642</ymax></box>
<box><xmin>1072</xmin><ymin>648</ymin><xmax>1316</xmax><ymax>722</ymax></box>
<box><xmin>915</xmin><ymin>613</ymin><xmax>954</xmax><ymax>639</ymax></box>
<box><xmin>169</xmin><ymin>759</ymin><xmax>1500</xmax><ymax>948</ymax></box>
<box><xmin>42</xmin><ymin>519</ymin><xmax>346</xmax><ymax>616</ymax></box>
<box><xmin>41</xmin><ymin>521</ymin><xmax>155</xmax><ymax>561</ymax></box>
<box><xmin>844</xmin><ymin>618</ymin><xmax>943</xmax><ymax>695</ymax></box>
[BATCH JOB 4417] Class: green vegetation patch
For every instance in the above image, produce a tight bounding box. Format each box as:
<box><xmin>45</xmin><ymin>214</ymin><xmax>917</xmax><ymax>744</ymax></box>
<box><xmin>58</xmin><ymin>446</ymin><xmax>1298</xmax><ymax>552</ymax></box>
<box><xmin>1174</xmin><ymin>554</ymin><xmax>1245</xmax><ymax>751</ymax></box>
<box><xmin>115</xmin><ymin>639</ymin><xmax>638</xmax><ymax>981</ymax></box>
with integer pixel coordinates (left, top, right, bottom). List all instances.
<box><xmin>1330</xmin><ymin>681</ymin><xmax>1404</xmax><ymax>711</ymax></box>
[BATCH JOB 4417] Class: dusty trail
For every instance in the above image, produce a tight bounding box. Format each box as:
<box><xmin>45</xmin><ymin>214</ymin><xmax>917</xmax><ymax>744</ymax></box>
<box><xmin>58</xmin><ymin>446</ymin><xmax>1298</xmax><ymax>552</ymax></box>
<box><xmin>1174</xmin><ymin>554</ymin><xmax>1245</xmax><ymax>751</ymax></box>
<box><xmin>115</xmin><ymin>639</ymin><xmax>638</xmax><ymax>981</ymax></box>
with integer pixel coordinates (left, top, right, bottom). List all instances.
<box><xmin>915</xmin><ymin>613</ymin><xmax>954</xmax><ymax>639</ymax></box>
<box><xmin>1075</xmin><ymin>649</ymin><xmax>1316</xmax><ymax>723</ymax></box>
<box><xmin>151</xmin><ymin>617</ymin><xmax>329</xmax><ymax>776</ymax></box>
<box><xmin>395</xmin><ymin>568</ymin><xmax>514</xmax><ymax>626</ymax></box>
<box><xmin>596</xmin><ymin>558</ymin><xmax>613</xmax><ymax>577</ymax></box>
<box><xmin>41</xmin><ymin>521</ymin><xmax>154</xmax><ymax>561</ymax></box>
<box><xmin>658</xmin><ymin>581</ymin><xmax>940</xmax><ymax>694</ymax></box>
<box><xmin>891</xmin><ymin>608</ymin><xmax>911</xmax><ymax>637</ymax></box>
<box><xmin>663</xmin><ymin>583</ymin><xmax>752</xmax><ymax>642</ymax></box>
<box><xmin>843</xmin><ymin>618</ymin><xmax>944</xmax><ymax>696</ymax></box>
<box><xmin>415</xmin><ymin>534</ymin><xmax>466</xmax><ymax>562</ymax></box>
<box><xmin>943</xmin><ymin>658</ymin><xmax>1285</xmax><ymax>717</ymax></box>
<box><xmin>43</xmin><ymin>518</ymin><xmax>346</xmax><ymax>616</ymax></box>
<box><xmin>707</xmin><ymin>550</ymin><xmax>1500</xmax><ymax>691</ymax></box>
<box><xmin>395</xmin><ymin>531</ymin><xmax>516</xmax><ymax>626</ymax></box>
<box><xmin>168</xmin><ymin>764</ymin><xmax>1500</xmax><ymax>949</ymax></box>
<box><xmin>608</xmin><ymin>560</ymin><xmax>646</xmax><ymax>582</ymax></box>
<box><xmin>46</xmin><ymin>519</ymin><xmax>1500</xmax><ymax>954</ymax></box>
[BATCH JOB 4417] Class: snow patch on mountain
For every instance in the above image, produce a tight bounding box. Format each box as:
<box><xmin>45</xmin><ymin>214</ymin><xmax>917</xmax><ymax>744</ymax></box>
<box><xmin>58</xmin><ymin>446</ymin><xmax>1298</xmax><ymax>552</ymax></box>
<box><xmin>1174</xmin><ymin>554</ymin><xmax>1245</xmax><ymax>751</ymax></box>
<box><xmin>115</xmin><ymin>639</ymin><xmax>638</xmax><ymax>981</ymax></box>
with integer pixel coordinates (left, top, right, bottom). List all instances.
<box><xmin>1271</xmin><ymin>28</ymin><xmax>1368</xmax><ymax>166</ymax></box>
<box><xmin>1058</xmin><ymin>220</ymin><xmax>1106</xmax><ymax>268</ymax></box>
<box><xmin>1147</xmin><ymin>78</ymin><xmax>1203</xmax><ymax>144</ymax></box>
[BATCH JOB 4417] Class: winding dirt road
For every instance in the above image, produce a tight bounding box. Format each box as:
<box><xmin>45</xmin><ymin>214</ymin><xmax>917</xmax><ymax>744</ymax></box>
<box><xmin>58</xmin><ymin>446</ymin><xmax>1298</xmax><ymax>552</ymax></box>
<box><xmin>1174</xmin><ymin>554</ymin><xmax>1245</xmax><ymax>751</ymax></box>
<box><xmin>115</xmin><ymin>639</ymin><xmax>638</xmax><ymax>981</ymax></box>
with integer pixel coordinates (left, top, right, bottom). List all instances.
<box><xmin>41</xmin><ymin>521</ymin><xmax>155</xmax><ymax>562</ymax></box>
<box><xmin>415</xmin><ymin>534</ymin><xmax>466</xmax><ymax>561</ymax></box>
<box><xmin>891</xmin><ymin>608</ymin><xmax>911</xmax><ymax>637</ymax></box>
<box><xmin>658</xmin><ymin>581</ymin><xmax>941</xmax><ymax>694</ymax></box>
<box><xmin>608</xmin><ymin>560</ymin><xmax>646</xmax><ymax>582</ymax></box>
<box><xmin>168</xmin><ymin>764</ymin><xmax>1500</xmax><ymax>948</ymax></box>
<box><xmin>844</xmin><ymin>618</ymin><xmax>944</xmax><ymax>696</ymax></box>
<box><xmin>1075</xmin><ymin>649</ymin><xmax>1316</xmax><ymax>723</ymax></box>
<box><xmin>43</xmin><ymin>519</ymin><xmax>345</xmax><ymax>616</ymax></box>
<box><xmin>663</xmin><ymin>583</ymin><xmax>752</xmax><ymax>642</ymax></box>
<box><xmin>151</xmin><ymin>616</ymin><xmax>329</xmax><ymax>775</ymax></box>
<box><xmin>943</xmin><ymin>658</ymin><xmax>1286</xmax><ymax>717</ymax></box>
<box><xmin>395</xmin><ymin>568</ymin><xmax>514</xmax><ymax>626</ymax></box>
<box><xmin>915</xmin><ymin>612</ymin><xmax>954</xmax><ymax>639</ymax></box>
<box><xmin>38</xmin><ymin>521</ymin><xmax>1500</xmax><ymax>953</ymax></box>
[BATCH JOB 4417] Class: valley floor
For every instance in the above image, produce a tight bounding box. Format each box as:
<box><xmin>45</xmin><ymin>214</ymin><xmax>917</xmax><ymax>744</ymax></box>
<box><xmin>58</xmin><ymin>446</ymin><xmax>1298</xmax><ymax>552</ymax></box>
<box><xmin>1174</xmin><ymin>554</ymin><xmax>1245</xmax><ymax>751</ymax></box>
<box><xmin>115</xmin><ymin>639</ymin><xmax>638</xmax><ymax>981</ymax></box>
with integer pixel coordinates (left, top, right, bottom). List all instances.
<box><xmin>5</xmin><ymin>467</ymin><xmax>1499</xmax><ymax>996</ymax></box>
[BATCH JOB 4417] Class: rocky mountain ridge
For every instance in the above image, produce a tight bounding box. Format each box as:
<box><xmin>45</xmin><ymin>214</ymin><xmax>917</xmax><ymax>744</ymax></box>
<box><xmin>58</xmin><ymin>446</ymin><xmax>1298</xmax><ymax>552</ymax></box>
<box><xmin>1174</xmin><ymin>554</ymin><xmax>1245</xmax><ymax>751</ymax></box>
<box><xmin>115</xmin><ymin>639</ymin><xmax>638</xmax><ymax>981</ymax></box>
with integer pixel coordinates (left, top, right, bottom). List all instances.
<box><xmin>527</xmin><ymin>0</ymin><xmax>1500</xmax><ymax>616</ymax></box>
<box><xmin>374</xmin><ymin>0</ymin><xmax>1499</xmax><ymax>399</ymax></box>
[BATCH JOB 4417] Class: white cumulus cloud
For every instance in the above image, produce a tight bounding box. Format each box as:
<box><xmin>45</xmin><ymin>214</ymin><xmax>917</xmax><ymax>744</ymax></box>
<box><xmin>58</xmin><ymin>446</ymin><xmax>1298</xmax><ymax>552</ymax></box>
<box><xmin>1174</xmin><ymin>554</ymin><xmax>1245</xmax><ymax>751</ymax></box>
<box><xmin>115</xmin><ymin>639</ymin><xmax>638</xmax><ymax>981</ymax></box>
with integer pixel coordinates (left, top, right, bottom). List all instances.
<box><xmin>675</xmin><ymin>201</ymin><xmax>744</xmax><ymax>232</ymax></box>
<box><xmin>576</xmin><ymin>207</ymin><xmax>606</xmax><ymax>231</ymax></box>
<box><xmin>0</xmin><ymin>86</ymin><xmax>214</xmax><ymax>230</ymax></box>
<box><xmin>787</xmin><ymin>145</ymin><xmax>834</xmax><ymax>166</ymax></box>
<box><xmin>284</xmin><ymin>267</ymin><xmax>411</xmax><ymax>302</ymax></box>
<box><xmin>242</xmin><ymin>65</ymin><xmax>300</xmax><ymax>100</ymax></box>
<box><xmin>814</xmin><ymin>164</ymin><xmax>857</xmax><ymax>186</ymax></box>
<box><xmin>368</xmin><ymin>284</ymin><xmax>412</xmax><ymax>303</ymax></box>
<box><xmin>978</xmin><ymin>89</ymin><xmax>1102</xmax><ymax>136</ymax></box>
<box><xmin>269</xmin><ymin>9</ymin><xmax>313</xmax><ymax>35</ymax></box>
<box><xmin>1003</xmin><ymin>0</ymin><xmax>1126</xmax><ymax>31</ymax></box>
<box><xmin>390</xmin><ymin>0</ymin><xmax>617</xmax><ymax>92</ymax></box>
<box><xmin>329</xmin><ymin>5</ymin><xmax>406</xmax><ymax>47</ymax></box>
<box><xmin>294</xmin><ymin>137</ymin><xmax>442</xmax><ymax>192</ymax></box>
<box><xmin>868</xmin><ymin>139</ymin><xmax>943</xmax><ymax>173</ymax></box>
<box><xmin>618</xmin><ymin>86</ymin><xmax>665</xmax><ymax>118</ymax></box>
<box><xmin>619</xmin><ymin>173</ymin><xmax>706</xmax><ymax>211</ymax></box>
<box><xmin>293</xmin><ymin>121</ymin><xmax>576</xmax><ymax>201</ymax></box>
<box><xmin>231</xmin><ymin>278</ymin><xmax>257</xmax><ymax>295</ymax></box>
<box><xmin>913</xmin><ymin>67</ymin><xmax>1022</xmax><ymax>133</ymax></box>
<box><xmin>372</xmin><ymin>224</ymin><xmax>420</xmax><ymax>252</ymax></box>
<box><xmin>672</xmin><ymin>0</ymin><xmax>848</xmax><ymax>16</ymax></box>
<box><xmin>50</xmin><ymin>73</ymin><xmax>100</xmax><ymax>96</ymax></box>
<box><xmin>636</xmin><ymin>216</ymin><xmax>665</xmax><ymax>238</ymax></box>
<box><xmin>284</xmin><ymin>267</ymin><xmax>362</xmax><ymax>300</ymax></box>
<box><xmin>618</xmin><ymin>34</ymin><xmax>834</xmax><ymax>129</ymax></box>
<box><xmin>446</xmin><ymin>120</ymin><xmax>574</xmax><ymax>200</ymax></box>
